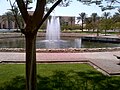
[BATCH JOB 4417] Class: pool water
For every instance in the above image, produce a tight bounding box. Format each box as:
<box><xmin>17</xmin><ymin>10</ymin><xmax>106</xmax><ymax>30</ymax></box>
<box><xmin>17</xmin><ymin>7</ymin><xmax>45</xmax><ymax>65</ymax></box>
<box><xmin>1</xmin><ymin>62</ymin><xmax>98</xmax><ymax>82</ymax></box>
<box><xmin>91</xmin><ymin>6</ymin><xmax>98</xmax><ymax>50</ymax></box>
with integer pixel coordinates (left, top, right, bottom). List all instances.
<box><xmin>0</xmin><ymin>37</ymin><xmax>120</xmax><ymax>49</ymax></box>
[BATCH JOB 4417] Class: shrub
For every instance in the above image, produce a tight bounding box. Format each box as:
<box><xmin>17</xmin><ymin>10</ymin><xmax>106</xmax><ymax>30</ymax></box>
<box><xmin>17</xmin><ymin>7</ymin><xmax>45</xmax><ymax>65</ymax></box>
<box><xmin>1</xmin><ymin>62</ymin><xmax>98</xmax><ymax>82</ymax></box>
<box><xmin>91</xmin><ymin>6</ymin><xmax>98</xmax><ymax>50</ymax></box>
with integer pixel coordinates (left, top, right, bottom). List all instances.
<box><xmin>0</xmin><ymin>71</ymin><xmax>120</xmax><ymax>90</ymax></box>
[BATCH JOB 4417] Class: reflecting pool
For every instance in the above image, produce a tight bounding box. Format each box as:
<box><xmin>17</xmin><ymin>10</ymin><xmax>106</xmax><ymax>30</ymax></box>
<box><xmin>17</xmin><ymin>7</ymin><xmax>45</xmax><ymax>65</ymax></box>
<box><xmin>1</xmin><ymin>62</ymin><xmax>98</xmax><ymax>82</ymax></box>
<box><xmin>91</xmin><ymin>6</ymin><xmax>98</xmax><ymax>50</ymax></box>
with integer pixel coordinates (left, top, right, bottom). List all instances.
<box><xmin>0</xmin><ymin>37</ymin><xmax>120</xmax><ymax>49</ymax></box>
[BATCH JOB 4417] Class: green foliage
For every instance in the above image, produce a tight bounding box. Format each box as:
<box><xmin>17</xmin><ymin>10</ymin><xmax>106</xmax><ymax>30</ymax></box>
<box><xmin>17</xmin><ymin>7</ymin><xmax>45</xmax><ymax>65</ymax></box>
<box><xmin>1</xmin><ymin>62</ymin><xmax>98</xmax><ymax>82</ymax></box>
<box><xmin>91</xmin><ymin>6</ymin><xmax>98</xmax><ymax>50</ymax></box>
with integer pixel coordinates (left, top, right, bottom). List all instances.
<box><xmin>85</xmin><ymin>22</ymin><xmax>93</xmax><ymax>30</ymax></box>
<box><xmin>113</xmin><ymin>22</ymin><xmax>120</xmax><ymax>29</ymax></box>
<box><xmin>78</xmin><ymin>12</ymin><xmax>87</xmax><ymax>31</ymax></box>
<box><xmin>0</xmin><ymin>71</ymin><xmax>120</xmax><ymax>90</ymax></box>
<box><xmin>77</xmin><ymin>0</ymin><xmax>120</xmax><ymax>11</ymax></box>
<box><xmin>28</xmin><ymin>0</ymin><xmax>33</xmax><ymax>3</ymax></box>
<box><xmin>40</xmin><ymin>23</ymin><xmax>46</xmax><ymax>30</ymax></box>
<box><xmin>99</xmin><ymin>19</ymin><xmax>113</xmax><ymax>30</ymax></box>
<box><xmin>61</xmin><ymin>25</ymin><xmax>81</xmax><ymax>31</ymax></box>
<box><xmin>0</xmin><ymin>76</ymin><xmax>25</xmax><ymax>90</ymax></box>
<box><xmin>0</xmin><ymin>64</ymin><xmax>120</xmax><ymax>90</ymax></box>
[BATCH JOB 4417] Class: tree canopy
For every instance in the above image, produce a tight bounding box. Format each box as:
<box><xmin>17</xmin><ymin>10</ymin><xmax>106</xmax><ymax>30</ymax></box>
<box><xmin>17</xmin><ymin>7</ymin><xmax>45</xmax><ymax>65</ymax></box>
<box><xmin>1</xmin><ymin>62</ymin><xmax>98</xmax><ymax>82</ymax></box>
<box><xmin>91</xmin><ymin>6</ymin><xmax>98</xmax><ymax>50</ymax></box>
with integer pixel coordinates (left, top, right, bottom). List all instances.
<box><xmin>77</xmin><ymin>0</ymin><xmax>120</xmax><ymax>11</ymax></box>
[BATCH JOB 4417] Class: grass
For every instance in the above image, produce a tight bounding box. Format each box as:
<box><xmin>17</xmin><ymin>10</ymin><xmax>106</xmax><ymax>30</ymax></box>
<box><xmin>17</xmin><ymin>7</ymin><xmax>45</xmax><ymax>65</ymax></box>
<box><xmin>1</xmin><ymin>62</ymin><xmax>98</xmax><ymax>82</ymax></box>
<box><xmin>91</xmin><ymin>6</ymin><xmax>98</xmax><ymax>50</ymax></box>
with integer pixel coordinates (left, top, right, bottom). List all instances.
<box><xmin>37</xmin><ymin>63</ymin><xmax>97</xmax><ymax>76</ymax></box>
<box><xmin>0</xmin><ymin>63</ymin><xmax>120</xmax><ymax>90</ymax></box>
<box><xmin>38</xmin><ymin>29</ymin><xmax>120</xmax><ymax>35</ymax></box>
<box><xmin>0</xmin><ymin>63</ymin><xmax>96</xmax><ymax>84</ymax></box>
<box><xmin>0</xmin><ymin>64</ymin><xmax>25</xmax><ymax>84</ymax></box>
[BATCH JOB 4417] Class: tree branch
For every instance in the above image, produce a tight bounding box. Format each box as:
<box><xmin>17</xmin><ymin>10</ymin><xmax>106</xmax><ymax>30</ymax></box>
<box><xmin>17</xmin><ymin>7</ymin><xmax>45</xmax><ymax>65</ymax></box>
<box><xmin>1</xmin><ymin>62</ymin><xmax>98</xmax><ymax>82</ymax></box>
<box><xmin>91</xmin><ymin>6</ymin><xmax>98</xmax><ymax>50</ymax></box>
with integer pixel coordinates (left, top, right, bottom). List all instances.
<box><xmin>8</xmin><ymin>0</ymin><xmax>22</xmax><ymax>30</ymax></box>
<box><xmin>116</xmin><ymin>0</ymin><xmax>120</xmax><ymax>4</ymax></box>
<box><xmin>16</xmin><ymin>0</ymin><xmax>29</xmax><ymax>23</ymax></box>
<box><xmin>32</xmin><ymin>0</ymin><xmax>46</xmax><ymax>27</ymax></box>
<box><xmin>34</xmin><ymin>0</ymin><xmax>62</xmax><ymax>33</ymax></box>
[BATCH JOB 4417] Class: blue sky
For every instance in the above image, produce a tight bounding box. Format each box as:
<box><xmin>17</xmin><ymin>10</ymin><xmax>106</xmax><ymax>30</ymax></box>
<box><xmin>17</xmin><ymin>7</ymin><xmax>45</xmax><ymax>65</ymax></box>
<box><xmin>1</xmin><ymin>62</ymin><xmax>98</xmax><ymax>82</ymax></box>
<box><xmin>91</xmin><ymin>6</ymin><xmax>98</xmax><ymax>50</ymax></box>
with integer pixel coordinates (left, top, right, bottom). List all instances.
<box><xmin>0</xmin><ymin>0</ymin><xmax>119</xmax><ymax>17</ymax></box>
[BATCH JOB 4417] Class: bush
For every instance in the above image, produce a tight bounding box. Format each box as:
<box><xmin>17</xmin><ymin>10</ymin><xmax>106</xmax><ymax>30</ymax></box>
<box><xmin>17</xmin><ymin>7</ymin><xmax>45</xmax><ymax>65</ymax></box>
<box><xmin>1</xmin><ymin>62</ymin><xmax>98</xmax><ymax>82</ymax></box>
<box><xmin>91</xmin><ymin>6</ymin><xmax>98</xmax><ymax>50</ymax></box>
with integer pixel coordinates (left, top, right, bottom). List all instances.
<box><xmin>0</xmin><ymin>76</ymin><xmax>25</xmax><ymax>90</ymax></box>
<box><xmin>61</xmin><ymin>25</ymin><xmax>81</xmax><ymax>31</ymax></box>
<box><xmin>0</xmin><ymin>71</ymin><xmax>120</xmax><ymax>90</ymax></box>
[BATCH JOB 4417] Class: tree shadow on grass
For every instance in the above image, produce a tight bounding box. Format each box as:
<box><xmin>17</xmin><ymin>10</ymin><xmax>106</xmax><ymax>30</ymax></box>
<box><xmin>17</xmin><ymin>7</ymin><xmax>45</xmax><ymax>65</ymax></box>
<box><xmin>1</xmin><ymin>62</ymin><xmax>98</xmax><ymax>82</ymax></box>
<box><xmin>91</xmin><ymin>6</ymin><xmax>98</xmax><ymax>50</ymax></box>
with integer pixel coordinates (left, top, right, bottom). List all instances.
<box><xmin>0</xmin><ymin>76</ymin><xmax>25</xmax><ymax>90</ymax></box>
<box><xmin>0</xmin><ymin>71</ymin><xmax>120</xmax><ymax>90</ymax></box>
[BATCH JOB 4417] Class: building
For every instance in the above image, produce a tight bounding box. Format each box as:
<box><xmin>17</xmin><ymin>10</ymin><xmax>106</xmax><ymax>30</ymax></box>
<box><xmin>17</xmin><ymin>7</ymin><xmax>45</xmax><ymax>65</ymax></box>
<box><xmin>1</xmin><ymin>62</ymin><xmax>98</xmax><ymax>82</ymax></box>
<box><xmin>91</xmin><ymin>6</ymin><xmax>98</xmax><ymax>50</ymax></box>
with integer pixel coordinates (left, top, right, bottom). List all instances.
<box><xmin>0</xmin><ymin>11</ymin><xmax>75</xmax><ymax>29</ymax></box>
<box><xmin>59</xmin><ymin>16</ymin><xmax>75</xmax><ymax>26</ymax></box>
<box><xmin>0</xmin><ymin>16</ymin><xmax>17</xmax><ymax>29</ymax></box>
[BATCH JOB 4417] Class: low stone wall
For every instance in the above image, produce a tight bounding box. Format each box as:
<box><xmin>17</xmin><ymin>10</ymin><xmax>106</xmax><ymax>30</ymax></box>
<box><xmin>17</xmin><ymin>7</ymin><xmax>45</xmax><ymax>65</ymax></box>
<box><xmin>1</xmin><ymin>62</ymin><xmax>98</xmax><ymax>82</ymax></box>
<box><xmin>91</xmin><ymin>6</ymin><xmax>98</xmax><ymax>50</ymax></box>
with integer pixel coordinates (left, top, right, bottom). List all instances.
<box><xmin>0</xmin><ymin>33</ymin><xmax>24</xmax><ymax>39</ymax></box>
<box><xmin>82</xmin><ymin>36</ymin><xmax>120</xmax><ymax>43</ymax></box>
<box><xmin>0</xmin><ymin>47</ymin><xmax>120</xmax><ymax>53</ymax></box>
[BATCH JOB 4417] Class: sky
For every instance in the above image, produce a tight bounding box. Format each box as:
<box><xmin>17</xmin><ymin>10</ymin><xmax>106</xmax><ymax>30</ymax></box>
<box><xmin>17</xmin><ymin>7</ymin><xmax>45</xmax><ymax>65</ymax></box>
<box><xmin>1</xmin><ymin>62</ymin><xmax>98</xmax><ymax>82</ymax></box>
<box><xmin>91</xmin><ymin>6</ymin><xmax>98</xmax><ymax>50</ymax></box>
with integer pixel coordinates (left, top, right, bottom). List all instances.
<box><xmin>0</xmin><ymin>0</ymin><xmax>119</xmax><ymax>17</ymax></box>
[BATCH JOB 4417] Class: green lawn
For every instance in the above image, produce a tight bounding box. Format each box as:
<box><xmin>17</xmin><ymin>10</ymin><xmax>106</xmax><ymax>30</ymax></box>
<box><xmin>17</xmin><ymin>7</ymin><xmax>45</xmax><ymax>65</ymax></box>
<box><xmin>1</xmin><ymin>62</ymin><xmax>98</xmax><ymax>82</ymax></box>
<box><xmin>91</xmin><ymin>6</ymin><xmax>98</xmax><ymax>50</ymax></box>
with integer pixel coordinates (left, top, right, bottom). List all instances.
<box><xmin>37</xmin><ymin>63</ymin><xmax>97</xmax><ymax>76</ymax></box>
<box><xmin>0</xmin><ymin>64</ymin><xmax>25</xmax><ymax>84</ymax></box>
<box><xmin>0</xmin><ymin>63</ymin><xmax>95</xmax><ymax>84</ymax></box>
<box><xmin>0</xmin><ymin>63</ymin><xmax>120</xmax><ymax>90</ymax></box>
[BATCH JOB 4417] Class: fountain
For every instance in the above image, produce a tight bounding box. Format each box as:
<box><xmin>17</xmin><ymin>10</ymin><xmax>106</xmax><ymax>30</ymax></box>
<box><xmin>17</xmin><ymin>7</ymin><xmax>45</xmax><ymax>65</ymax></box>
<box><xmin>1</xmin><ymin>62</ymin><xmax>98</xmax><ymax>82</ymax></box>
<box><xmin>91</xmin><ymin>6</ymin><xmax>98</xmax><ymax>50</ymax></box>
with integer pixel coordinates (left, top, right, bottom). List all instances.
<box><xmin>44</xmin><ymin>16</ymin><xmax>82</xmax><ymax>49</ymax></box>
<box><xmin>0</xmin><ymin>16</ymin><xmax>119</xmax><ymax>49</ymax></box>
<box><xmin>46</xmin><ymin>16</ymin><xmax>60</xmax><ymax>41</ymax></box>
<box><xmin>74</xmin><ymin>38</ymin><xmax>82</xmax><ymax>48</ymax></box>
<box><xmin>45</xmin><ymin>16</ymin><xmax>61</xmax><ymax>48</ymax></box>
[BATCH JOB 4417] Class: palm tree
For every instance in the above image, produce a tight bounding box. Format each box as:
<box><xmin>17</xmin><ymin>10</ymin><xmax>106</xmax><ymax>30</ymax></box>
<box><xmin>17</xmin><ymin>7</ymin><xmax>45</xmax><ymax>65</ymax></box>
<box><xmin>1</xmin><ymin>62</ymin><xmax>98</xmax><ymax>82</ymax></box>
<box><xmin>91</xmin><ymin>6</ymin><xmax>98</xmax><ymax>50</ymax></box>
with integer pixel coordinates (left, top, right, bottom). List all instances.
<box><xmin>112</xmin><ymin>9</ymin><xmax>120</xmax><ymax>31</ymax></box>
<box><xmin>112</xmin><ymin>9</ymin><xmax>120</xmax><ymax>34</ymax></box>
<box><xmin>91</xmin><ymin>13</ymin><xmax>98</xmax><ymax>32</ymax></box>
<box><xmin>2</xmin><ymin>11</ymin><xmax>14</xmax><ymax>30</ymax></box>
<box><xmin>103</xmin><ymin>12</ymin><xmax>110</xmax><ymax>19</ymax></box>
<box><xmin>69</xmin><ymin>17</ymin><xmax>74</xmax><ymax>26</ymax></box>
<box><xmin>102</xmin><ymin>12</ymin><xmax>110</xmax><ymax>35</ymax></box>
<box><xmin>113</xmin><ymin>13</ymin><xmax>120</xmax><ymax>22</ymax></box>
<box><xmin>11</xmin><ymin>6</ymin><xmax>24</xmax><ymax>30</ymax></box>
<box><xmin>85</xmin><ymin>17</ymin><xmax>92</xmax><ymax>32</ymax></box>
<box><xmin>78</xmin><ymin>12</ymin><xmax>86</xmax><ymax>32</ymax></box>
<box><xmin>8</xmin><ymin>0</ymin><xmax>25</xmax><ymax>31</ymax></box>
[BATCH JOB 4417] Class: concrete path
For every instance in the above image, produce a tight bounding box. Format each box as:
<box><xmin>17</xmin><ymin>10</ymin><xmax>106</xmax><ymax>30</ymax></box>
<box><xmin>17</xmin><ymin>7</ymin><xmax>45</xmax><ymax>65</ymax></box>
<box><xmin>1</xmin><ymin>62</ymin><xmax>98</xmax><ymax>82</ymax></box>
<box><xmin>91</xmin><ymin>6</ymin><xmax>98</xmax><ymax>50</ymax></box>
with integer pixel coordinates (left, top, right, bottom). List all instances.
<box><xmin>0</xmin><ymin>51</ymin><xmax>120</xmax><ymax>75</ymax></box>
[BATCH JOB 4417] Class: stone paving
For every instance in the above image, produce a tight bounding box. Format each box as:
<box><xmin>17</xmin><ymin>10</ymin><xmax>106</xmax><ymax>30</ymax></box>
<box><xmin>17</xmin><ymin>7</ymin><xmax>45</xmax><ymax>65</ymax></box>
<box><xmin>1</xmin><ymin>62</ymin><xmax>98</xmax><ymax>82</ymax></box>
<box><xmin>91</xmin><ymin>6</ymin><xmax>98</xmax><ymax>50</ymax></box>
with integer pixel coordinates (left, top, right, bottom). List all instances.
<box><xmin>0</xmin><ymin>51</ymin><xmax>120</xmax><ymax>75</ymax></box>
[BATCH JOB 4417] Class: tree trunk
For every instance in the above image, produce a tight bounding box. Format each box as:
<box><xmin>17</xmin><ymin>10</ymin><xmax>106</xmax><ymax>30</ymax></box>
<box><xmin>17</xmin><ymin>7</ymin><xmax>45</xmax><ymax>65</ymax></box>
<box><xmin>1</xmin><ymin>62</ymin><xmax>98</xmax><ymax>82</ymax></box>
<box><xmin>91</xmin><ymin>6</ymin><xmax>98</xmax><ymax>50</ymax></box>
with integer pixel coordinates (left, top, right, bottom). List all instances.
<box><xmin>25</xmin><ymin>32</ymin><xmax>37</xmax><ymax>90</ymax></box>
<box><xmin>105</xmin><ymin>29</ymin><xmax>106</xmax><ymax>36</ymax></box>
<box><xmin>81</xmin><ymin>19</ymin><xmax>83</xmax><ymax>32</ymax></box>
<box><xmin>97</xmin><ymin>29</ymin><xmax>99</xmax><ymax>36</ymax></box>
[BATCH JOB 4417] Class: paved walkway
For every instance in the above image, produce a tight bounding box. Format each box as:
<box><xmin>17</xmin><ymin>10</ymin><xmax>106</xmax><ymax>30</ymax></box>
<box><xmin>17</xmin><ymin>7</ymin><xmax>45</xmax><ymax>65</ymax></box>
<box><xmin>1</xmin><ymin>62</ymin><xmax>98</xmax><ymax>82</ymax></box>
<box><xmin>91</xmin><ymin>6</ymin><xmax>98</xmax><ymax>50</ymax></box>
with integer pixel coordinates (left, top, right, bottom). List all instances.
<box><xmin>0</xmin><ymin>51</ymin><xmax>120</xmax><ymax>75</ymax></box>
